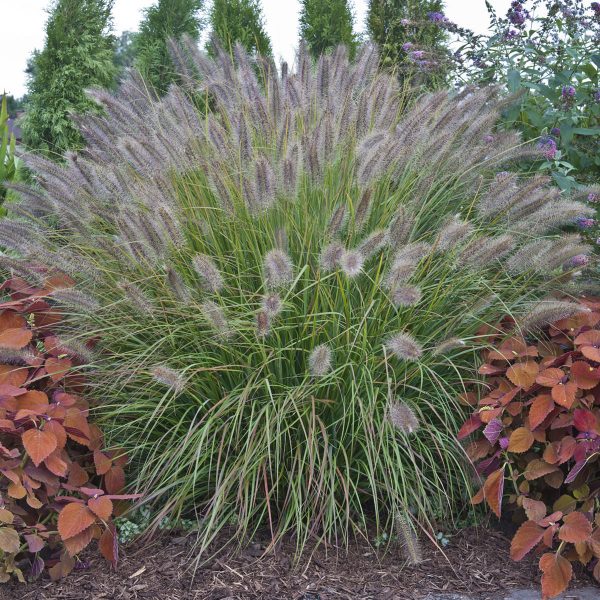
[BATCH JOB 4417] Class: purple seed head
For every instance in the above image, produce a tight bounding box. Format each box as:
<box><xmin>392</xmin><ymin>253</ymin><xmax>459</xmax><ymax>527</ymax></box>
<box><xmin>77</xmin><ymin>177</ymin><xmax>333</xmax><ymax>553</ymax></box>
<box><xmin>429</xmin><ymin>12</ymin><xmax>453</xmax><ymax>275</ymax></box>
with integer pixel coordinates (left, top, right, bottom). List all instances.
<box><xmin>576</xmin><ymin>216</ymin><xmax>596</xmax><ymax>229</ymax></box>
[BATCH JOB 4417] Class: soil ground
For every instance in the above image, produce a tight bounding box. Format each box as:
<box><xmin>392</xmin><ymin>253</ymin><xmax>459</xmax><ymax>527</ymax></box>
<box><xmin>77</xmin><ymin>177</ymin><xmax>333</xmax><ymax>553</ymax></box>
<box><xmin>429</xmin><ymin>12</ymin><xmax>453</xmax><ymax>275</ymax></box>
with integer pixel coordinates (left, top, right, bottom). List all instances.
<box><xmin>3</xmin><ymin>527</ymin><xmax>597</xmax><ymax>600</ymax></box>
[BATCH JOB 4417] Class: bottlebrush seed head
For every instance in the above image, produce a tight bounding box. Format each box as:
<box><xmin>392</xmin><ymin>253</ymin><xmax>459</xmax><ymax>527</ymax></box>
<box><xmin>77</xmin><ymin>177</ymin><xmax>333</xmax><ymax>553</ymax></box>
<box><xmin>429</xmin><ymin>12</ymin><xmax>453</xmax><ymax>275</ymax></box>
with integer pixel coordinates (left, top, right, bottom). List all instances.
<box><xmin>391</xmin><ymin>285</ymin><xmax>422</xmax><ymax>307</ymax></box>
<box><xmin>262</xmin><ymin>293</ymin><xmax>282</xmax><ymax>316</ymax></box>
<box><xmin>51</xmin><ymin>289</ymin><xmax>100</xmax><ymax>313</ymax></box>
<box><xmin>319</xmin><ymin>241</ymin><xmax>345</xmax><ymax>272</ymax></box>
<box><xmin>256</xmin><ymin>310</ymin><xmax>270</xmax><ymax>337</ymax></box>
<box><xmin>339</xmin><ymin>249</ymin><xmax>364</xmax><ymax>278</ymax></box>
<box><xmin>264</xmin><ymin>249</ymin><xmax>293</xmax><ymax>289</ymax></box>
<box><xmin>386</xmin><ymin>332</ymin><xmax>423</xmax><ymax>361</ymax></box>
<box><xmin>309</xmin><ymin>343</ymin><xmax>333</xmax><ymax>377</ymax></box>
<box><xmin>201</xmin><ymin>300</ymin><xmax>232</xmax><ymax>338</ymax></box>
<box><xmin>388</xmin><ymin>400</ymin><xmax>420</xmax><ymax>434</ymax></box>
<box><xmin>151</xmin><ymin>365</ymin><xmax>186</xmax><ymax>395</ymax></box>
<box><xmin>192</xmin><ymin>254</ymin><xmax>224</xmax><ymax>293</ymax></box>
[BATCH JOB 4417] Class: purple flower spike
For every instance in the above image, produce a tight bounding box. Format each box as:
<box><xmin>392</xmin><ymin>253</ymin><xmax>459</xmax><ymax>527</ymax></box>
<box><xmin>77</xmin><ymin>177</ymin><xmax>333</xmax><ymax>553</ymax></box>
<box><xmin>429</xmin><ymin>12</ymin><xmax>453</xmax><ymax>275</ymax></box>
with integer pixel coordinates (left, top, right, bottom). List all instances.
<box><xmin>562</xmin><ymin>85</ymin><xmax>576</xmax><ymax>98</ymax></box>
<box><xmin>550</xmin><ymin>127</ymin><xmax>561</xmax><ymax>137</ymax></box>
<box><xmin>589</xmin><ymin>193</ymin><xmax>599</xmax><ymax>203</ymax></box>
<box><xmin>566</xmin><ymin>254</ymin><xmax>590</xmax><ymax>268</ymax></box>
<box><xmin>402</xmin><ymin>42</ymin><xmax>413</xmax><ymax>51</ymax></box>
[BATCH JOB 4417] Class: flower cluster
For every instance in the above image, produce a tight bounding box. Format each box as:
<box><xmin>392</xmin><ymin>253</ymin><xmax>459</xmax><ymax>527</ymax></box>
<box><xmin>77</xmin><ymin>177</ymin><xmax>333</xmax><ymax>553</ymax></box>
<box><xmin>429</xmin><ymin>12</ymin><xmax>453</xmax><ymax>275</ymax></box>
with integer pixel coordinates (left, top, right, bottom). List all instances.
<box><xmin>508</xmin><ymin>1</ymin><xmax>529</xmax><ymax>26</ymax></box>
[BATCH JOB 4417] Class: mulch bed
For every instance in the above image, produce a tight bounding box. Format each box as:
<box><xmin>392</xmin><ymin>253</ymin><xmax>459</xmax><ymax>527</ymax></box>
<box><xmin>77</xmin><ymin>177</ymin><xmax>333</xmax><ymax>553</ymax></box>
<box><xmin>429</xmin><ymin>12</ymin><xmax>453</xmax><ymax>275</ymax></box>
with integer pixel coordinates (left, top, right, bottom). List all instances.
<box><xmin>3</xmin><ymin>526</ymin><xmax>596</xmax><ymax>600</ymax></box>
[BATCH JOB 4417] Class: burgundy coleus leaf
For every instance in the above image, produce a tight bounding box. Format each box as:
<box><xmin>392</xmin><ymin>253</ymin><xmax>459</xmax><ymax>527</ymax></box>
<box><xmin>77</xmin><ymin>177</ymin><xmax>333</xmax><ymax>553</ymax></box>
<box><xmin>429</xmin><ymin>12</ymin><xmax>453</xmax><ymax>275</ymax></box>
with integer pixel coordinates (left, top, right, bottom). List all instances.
<box><xmin>483</xmin><ymin>418</ymin><xmax>503</xmax><ymax>444</ymax></box>
<box><xmin>457</xmin><ymin>413</ymin><xmax>482</xmax><ymax>439</ymax></box>
<box><xmin>565</xmin><ymin>460</ymin><xmax>587</xmax><ymax>484</ymax></box>
<box><xmin>573</xmin><ymin>408</ymin><xmax>597</xmax><ymax>433</ymax></box>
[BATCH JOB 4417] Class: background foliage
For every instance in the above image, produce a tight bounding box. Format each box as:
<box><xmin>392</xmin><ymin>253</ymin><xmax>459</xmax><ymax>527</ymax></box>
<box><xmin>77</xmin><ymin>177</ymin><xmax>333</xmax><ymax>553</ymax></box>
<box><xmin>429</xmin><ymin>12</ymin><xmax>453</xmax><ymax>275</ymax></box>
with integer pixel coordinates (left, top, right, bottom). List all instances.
<box><xmin>20</xmin><ymin>0</ymin><xmax>117</xmax><ymax>155</ymax></box>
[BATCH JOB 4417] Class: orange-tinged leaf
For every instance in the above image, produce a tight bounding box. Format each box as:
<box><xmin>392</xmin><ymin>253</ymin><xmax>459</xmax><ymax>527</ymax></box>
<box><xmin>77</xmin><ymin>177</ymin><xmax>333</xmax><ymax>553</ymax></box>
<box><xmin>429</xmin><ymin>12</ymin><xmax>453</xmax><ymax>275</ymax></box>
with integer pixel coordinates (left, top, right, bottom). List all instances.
<box><xmin>524</xmin><ymin>459</ymin><xmax>559</xmax><ymax>481</ymax></box>
<box><xmin>536</xmin><ymin>368</ymin><xmax>564</xmax><ymax>387</ymax></box>
<box><xmin>551</xmin><ymin>382</ymin><xmax>577</xmax><ymax>408</ymax></box>
<box><xmin>559</xmin><ymin>512</ymin><xmax>592</xmax><ymax>543</ymax></box>
<box><xmin>0</xmin><ymin>364</ymin><xmax>28</xmax><ymax>387</ymax></box>
<box><xmin>22</xmin><ymin>428</ymin><xmax>57</xmax><ymax>467</ymax></box>
<box><xmin>63</xmin><ymin>526</ymin><xmax>94</xmax><ymax>556</ymax></box>
<box><xmin>571</xmin><ymin>361</ymin><xmax>600</xmax><ymax>389</ymax></box>
<box><xmin>99</xmin><ymin>525</ymin><xmax>118</xmax><ymax>568</ymax></box>
<box><xmin>63</xmin><ymin>408</ymin><xmax>90</xmax><ymax>446</ymax></box>
<box><xmin>0</xmin><ymin>327</ymin><xmax>32</xmax><ymax>349</ymax></box>
<box><xmin>0</xmin><ymin>311</ymin><xmax>26</xmax><ymax>330</ymax></box>
<box><xmin>529</xmin><ymin>395</ymin><xmax>554</xmax><ymax>430</ymax></box>
<box><xmin>511</xmin><ymin>521</ymin><xmax>546</xmax><ymax>561</ymax></box>
<box><xmin>7</xmin><ymin>481</ymin><xmax>26</xmax><ymax>499</ymax></box>
<box><xmin>57</xmin><ymin>503</ymin><xmax>96</xmax><ymax>540</ymax></box>
<box><xmin>67</xmin><ymin>462</ymin><xmax>89</xmax><ymax>487</ymax></box>
<box><xmin>48</xmin><ymin>553</ymin><xmax>75</xmax><ymax>581</ymax></box>
<box><xmin>104</xmin><ymin>465</ymin><xmax>125</xmax><ymax>495</ymax></box>
<box><xmin>0</xmin><ymin>527</ymin><xmax>20</xmax><ymax>554</ymax></box>
<box><xmin>508</xmin><ymin>427</ymin><xmax>534</xmax><ymax>453</ymax></box>
<box><xmin>45</xmin><ymin>420</ymin><xmax>67</xmax><ymax>449</ymax></box>
<box><xmin>581</xmin><ymin>346</ymin><xmax>600</xmax><ymax>362</ymax></box>
<box><xmin>44</xmin><ymin>451</ymin><xmax>69</xmax><ymax>478</ymax></box>
<box><xmin>45</xmin><ymin>357</ymin><xmax>72</xmax><ymax>382</ymax></box>
<box><xmin>93</xmin><ymin>450</ymin><xmax>112</xmax><ymax>476</ymax></box>
<box><xmin>522</xmin><ymin>498</ymin><xmax>547</xmax><ymax>522</ymax></box>
<box><xmin>18</xmin><ymin>390</ymin><xmax>49</xmax><ymax>414</ymax></box>
<box><xmin>506</xmin><ymin>361</ymin><xmax>539</xmax><ymax>390</ymax></box>
<box><xmin>88</xmin><ymin>496</ymin><xmax>113</xmax><ymax>521</ymax></box>
<box><xmin>539</xmin><ymin>552</ymin><xmax>572</xmax><ymax>599</ymax></box>
<box><xmin>482</xmin><ymin>467</ymin><xmax>505</xmax><ymax>518</ymax></box>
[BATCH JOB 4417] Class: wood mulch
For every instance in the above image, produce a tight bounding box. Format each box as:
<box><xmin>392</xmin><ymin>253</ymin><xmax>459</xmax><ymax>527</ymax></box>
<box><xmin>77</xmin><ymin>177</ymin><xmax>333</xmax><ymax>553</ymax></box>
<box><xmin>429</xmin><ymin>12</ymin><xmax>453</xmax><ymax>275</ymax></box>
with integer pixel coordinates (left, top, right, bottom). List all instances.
<box><xmin>2</xmin><ymin>526</ymin><xmax>595</xmax><ymax>599</ymax></box>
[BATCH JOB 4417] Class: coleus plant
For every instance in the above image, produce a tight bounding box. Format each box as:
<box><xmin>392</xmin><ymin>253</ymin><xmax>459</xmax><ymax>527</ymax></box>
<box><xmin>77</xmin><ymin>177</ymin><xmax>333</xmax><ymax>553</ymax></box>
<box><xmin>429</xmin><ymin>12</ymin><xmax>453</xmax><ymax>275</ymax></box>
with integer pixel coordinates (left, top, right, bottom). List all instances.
<box><xmin>0</xmin><ymin>273</ymin><xmax>136</xmax><ymax>583</ymax></box>
<box><xmin>458</xmin><ymin>298</ymin><xmax>600</xmax><ymax>599</ymax></box>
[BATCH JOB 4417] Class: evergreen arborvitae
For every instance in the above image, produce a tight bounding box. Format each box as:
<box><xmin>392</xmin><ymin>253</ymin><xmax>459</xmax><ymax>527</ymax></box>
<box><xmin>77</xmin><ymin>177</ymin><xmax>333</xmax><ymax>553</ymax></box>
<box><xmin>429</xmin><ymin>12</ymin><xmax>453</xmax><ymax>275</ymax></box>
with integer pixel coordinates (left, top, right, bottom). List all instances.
<box><xmin>367</xmin><ymin>0</ymin><xmax>449</xmax><ymax>85</ymax></box>
<box><xmin>21</xmin><ymin>0</ymin><xmax>117</xmax><ymax>155</ymax></box>
<box><xmin>209</xmin><ymin>0</ymin><xmax>272</xmax><ymax>57</ymax></box>
<box><xmin>299</xmin><ymin>0</ymin><xmax>358</xmax><ymax>59</ymax></box>
<box><xmin>135</xmin><ymin>0</ymin><xmax>204</xmax><ymax>95</ymax></box>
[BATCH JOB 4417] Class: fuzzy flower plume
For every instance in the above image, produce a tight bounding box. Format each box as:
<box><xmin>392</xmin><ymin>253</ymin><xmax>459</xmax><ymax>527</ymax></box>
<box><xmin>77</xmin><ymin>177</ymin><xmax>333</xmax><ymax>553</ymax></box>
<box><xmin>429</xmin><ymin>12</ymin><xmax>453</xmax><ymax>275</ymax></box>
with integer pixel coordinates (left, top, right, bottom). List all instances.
<box><xmin>388</xmin><ymin>400</ymin><xmax>420</xmax><ymax>434</ymax></box>
<box><xmin>151</xmin><ymin>365</ymin><xmax>186</xmax><ymax>395</ymax></box>
<box><xmin>256</xmin><ymin>311</ymin><xmax>270</xmax><ymax>338</ymax></box>
<box><xmin>308</xmin><ymin>343</ymin><xmax>333</xmax><ymax>377</ymax></box>
<box><xmin>192</xmin><ymin>254</ymin><xmax>224</xmax><ymax>293</ymax></box>
<box><xmin>520</xmin><ymin>300</ymin><xmax>590</xmax><ymax>333</ymax></box>
<box><xmin>386</xmin><ymin>332</ymin><xmax>423</xmax><ymax>362</ymax></box>
<box><xmin>395</xmin><ymin>513</ymin><xmax>423</xmax><ymax>565</ymax></box>
<box><xmin>264</xmin><ymin>249</ymin><xmax>293</xmax><ymax>289</ymax></box>
<box><xmin>50</xmin><ymin>289</ymin><xmax>100</xmax><ymax>313</ymax></box>
<box><xmin>262</xmin><ymin>293</ymin><xmax>282</xmax><ymax>316</ymax></box>
<box><xmin>319</xmin><ymin>241</ymin><xmax>344</xmax><ymax>272</ymax></box>
<box><xmin>339</xmin><ymin>249</ymin><xmax>365</xmax><ymax>278</ymax></box>
<box><xmin>391</xmin><ymin>285</ymin><xmax>422</xmax><ymax>308</ymax></box>
<box><xmin>200</xmin><ymin>300</ymin><xmax>232</xmax><ymax>338</ymax></box>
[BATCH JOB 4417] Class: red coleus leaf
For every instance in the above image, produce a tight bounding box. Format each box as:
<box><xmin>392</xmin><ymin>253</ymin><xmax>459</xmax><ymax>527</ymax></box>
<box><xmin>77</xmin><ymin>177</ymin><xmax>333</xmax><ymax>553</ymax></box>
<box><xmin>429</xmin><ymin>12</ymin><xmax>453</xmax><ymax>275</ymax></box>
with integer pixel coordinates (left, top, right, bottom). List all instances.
<box><xmin>63</xmin><ymin>526</ymin><xmax>95</xmax><ymax>557</ymax></box>
<box><xmin>522</xmin><ymin>498</ymin><xmax>547</xmax><ymax>522</ymax></box>
<box><xmin>573</xmin><ymin>408</ymin><xmax>597</xmax><ymax>433</ymax></box>
<box><xmin>88</xmin><ymin>496</ymin><xmax>113</xmax><ymax>521</ymax></box>
<box><xmin>536</xmin><ymin>368</ymin><xmax>564</xmax><ymax>387</ymax></box>
<box><xmin>0</xmin><ymin>327</ymin><xmax>32</xmax><ymax>350</ymax></box>
<box><xmin>457</xmin><ymin>413</ymin><xmax>482</xmax><ymax>439</ymax></box>
<box><xmin>524</xmin><ymin>459</ymin><xmax>559</xmax><ymax>481</ymax></box>
<box><xmin>104</xmin><ymin>465</ymin><xmax>126</xmax><ymax>495</ymax></box>
<box><xmin>45</xmin><ymin>357</ymin><xmax>72</xmax><ymax>382</ymax></box>
<box><xmin>558</xmin><ymin>512</ymin><xmax>592</xmax><ymax>544</ymax></box>
<box><xmin>539</xmin><ymin>553</ymin><xmax>572</xmax><ymax>599</ymax></box>
<box><xmin>511</xmin><ymin>521</ymin><xmax>546</xmax><ymax>561</ymax></box>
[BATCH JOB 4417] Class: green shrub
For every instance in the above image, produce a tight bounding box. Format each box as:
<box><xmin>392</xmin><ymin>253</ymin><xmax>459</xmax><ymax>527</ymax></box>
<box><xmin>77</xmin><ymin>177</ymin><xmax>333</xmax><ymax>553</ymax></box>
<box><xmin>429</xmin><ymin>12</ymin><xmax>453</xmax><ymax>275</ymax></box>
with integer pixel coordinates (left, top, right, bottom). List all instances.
<box><xmin>0</xmin><ymin>95</ymin><xmax>22</xmax><ymax>209</ymax></box>
<box><xmin>3</xmin><ymin>42</ymin><xmax>594</xmax><ymax>555</ymax></box>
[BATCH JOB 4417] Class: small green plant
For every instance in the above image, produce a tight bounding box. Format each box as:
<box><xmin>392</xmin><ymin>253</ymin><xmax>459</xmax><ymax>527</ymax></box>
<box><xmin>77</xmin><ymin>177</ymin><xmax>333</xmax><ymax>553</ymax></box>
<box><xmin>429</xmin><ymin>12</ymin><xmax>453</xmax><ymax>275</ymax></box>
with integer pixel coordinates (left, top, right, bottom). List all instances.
<box><xmin>4</xmin><ymin>41</ymin><xmax>593</xmax><ymax>559</ymax></box>
<box><xmin>0</xmin><ymin>95</ymin><xmax>21</xmax><ymax>208</ymax></box>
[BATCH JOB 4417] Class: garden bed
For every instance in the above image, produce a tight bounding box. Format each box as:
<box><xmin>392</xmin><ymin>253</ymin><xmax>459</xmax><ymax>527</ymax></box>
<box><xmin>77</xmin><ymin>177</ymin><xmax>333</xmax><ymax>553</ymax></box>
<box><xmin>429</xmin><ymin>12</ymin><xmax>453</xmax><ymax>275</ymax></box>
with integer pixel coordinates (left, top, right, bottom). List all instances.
<box><xmin>4</xmin><ymin>527</ymin><xmax>594</xmax><ymax>600</ymax></box>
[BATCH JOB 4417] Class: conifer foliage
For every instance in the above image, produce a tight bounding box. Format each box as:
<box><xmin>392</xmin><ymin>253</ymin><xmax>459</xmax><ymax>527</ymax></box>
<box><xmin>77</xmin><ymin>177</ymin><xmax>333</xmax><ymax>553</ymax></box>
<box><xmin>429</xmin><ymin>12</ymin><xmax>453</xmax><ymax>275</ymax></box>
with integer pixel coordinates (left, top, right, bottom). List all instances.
<box><xmin>134</xmin><ymin>0</ymin><xmax>204</xmax><ymax>95</ymax></box>
<box><xmin>21</xmin><ymin>0</ymin><xmax>117</xmax><ymax>155</ymax></box>
<box><xmin>209</xmin><ymin>0</ymin><xmax>272</xmax><ymax>57</ymax></box>
<box><xmin>299</xmin><ymin>0</ymin><xmax>358</xmax><ymax>59</ymax></box>
<box><xmin>4</xmin><ymin>41</ymin><xmax>594</xmax><ymax>553</ymax></box>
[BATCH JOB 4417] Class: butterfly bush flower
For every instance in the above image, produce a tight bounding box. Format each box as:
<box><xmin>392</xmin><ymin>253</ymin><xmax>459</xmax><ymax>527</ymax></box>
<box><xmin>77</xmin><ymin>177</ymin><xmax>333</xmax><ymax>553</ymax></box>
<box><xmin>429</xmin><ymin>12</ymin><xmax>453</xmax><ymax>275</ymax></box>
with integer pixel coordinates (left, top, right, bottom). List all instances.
<box><xmin>589</xmin><ymin>193</ymin><xmax>600</xmax><ymax>203</ymax></box>
<box><xmin>576</xmin><ymin>216</ymin><xmax>596</xmax><ymax>229</ymax></box>
<box><xmin>427</xmin><ymin>11</ymin><xmax>447</xmax><ymax>23</ymax></box>
<box><xmin>550</xmin><ymin>127</ymin><xmax>561</xmax><ymax>137</ymax></box>
<box><xmin>508</xmin><ymin>3</ymin><xmax>528</xmax><ymax>26</ymax></box>
<box><xmin>594</xmin><ymin>88</ymin><xmax>600</xmax><ymax>102</ymax></box>
<box><xmin>538</xmin><ymin>136</ymin><xmax>557</xmax><ymax>159</ymax></box>
<box><xmin>591</xmin><ymin>2</ymin><xmax>599</xmax><ymax>15</ymax></box>
<box><xmin>402</xmin><ymin>42</ymin><xmax>413</xmax><ymax>52</ymax></box>
<box><xmin>562</xmin><ymin>85</ymin><xmax>576</xmax><ymax>99</ymax></box>
<box><xmin>565</xmin><ymin>254</ymin><xmax>590</xmax><ymax>268</ymax></box>
<box><xmin>409</xmin><ymin>50</ymin><xmax>426</xmax><ymax>61</ymax></box>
